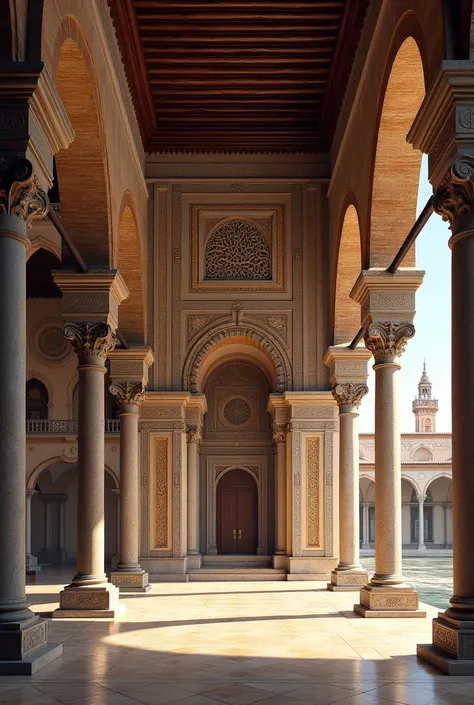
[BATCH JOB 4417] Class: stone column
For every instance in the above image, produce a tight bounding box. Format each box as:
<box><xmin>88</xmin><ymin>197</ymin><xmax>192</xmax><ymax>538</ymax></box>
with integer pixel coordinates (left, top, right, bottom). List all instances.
<box><xmin>0</xmin><ymin>159</ymin><xmax>61</xmax><ymax>671</ymax></box>
<box><xmin>52</xmin><ymin>271</ymin><xmax>129</xmax><ymax>618</ymax></box>
<box><xmin>324</xmin><ymin>347</ymin><xmax>371</xmax><ymax>591</ymax></box>
<box><xmin>57</xmin><ymin>496</ymin><xmax>67</xmax><ymax>563</ymax></box>
<box><xmin>417</xmin><ymin>494</ymin><xmax>426</xmax><ymax>551</ymax></box>
<box><xmin>108</xmin><ymin>348</ymin><xmax>154</xmax><ymax>591</ymax></box>
<box><xmin>111</xmin><ymin>488</ymin><xmax>120</xmax><ymax>570</ymax></box>
<box><xmin>110</xmin><ymin>382</ymin><xmax>150</xmax><ymax>592</ymax></box>
<box><xmin>186</xmin><ymin>426</ymin><xmax>202</xmax><ymax>558</ymax></box>
<box><xmin>184</xmin><ymin>395</ymin><xmax>207</xmax><ymax>570</ymax></box>
<box><xmin>361</xmin><ymin>504</ymin><xmax>370</xmax><ymax>549</ymax></box>
<box><xmin>25</xmin><ymin>489</ymin><xmax>41</xmax><ymax>573</ymax></box>
<box><xmin>273</xmin><ymin>427</ymin><xmax>287</xmax><ymax>557</ymax></box>
<box><xmin>351</xmin><ymin>270</ymin><xmax>425</xmax><ymax>617</ymax></box>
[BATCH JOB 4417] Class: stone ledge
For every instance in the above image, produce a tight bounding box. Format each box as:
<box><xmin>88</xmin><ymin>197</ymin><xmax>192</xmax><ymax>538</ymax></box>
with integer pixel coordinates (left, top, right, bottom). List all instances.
<box><xmin>0</xmin><ymin>643</ymin><xmax>62</xmax><ymax>675</ymax></box>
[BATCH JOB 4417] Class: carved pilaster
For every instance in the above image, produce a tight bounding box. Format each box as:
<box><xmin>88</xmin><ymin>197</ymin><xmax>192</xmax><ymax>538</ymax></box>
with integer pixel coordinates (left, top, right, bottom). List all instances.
<box><xmin>364</xmin><ymin>321</ymin><xmax>415</xmax><ymax>360</ymax></box>
<box><xmin>0</xmin><ymin>158</ymin><xmax>48</xmax><ymax>230</ymax></box>
<box><xmin>63</xmin><ymin>322</ymin><xmax>116</xmax><ymax>365</ymax></box>
<box><xmin>332</xmin><ymin>382</ymin><xmax>368</xmax><ymax>409</ymax></box>
<box><xmin>110</xmin><ymin>381</ymin><xmax>146</xmax><ymax>408</ymax></box>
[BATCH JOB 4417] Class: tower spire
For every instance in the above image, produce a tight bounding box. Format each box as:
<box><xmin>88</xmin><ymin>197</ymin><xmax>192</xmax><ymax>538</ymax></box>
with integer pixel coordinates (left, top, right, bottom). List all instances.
<box><xmin>413</xmin><ymin>361</ymin><xmax>438</xmax><ymax>432</ymax></box>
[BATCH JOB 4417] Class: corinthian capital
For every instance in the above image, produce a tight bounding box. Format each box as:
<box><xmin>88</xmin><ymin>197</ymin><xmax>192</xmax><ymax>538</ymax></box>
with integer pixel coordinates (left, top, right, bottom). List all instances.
<box><xmin>186</xmin><ymin>426</ymin><xmax>202</xmax><ymax>444</ymax></box>
<box><xmin>365</xmin><ymin>321</ymin><xmax>415</xmax><ymax>359</ymax></box>
<box><xmin>110</xmin><ymin>381</ymin><xmax>145</xmax><ymax>407</ymax></box>
<box><xmin>332</xmin><ymin>383</ymin><xmax>368</xmax><ymax>409</ymax></box>
<box><xmin>63</xmin><ymin>322</ymin><xmax>116</xmax><ymax>364</ymax></box>
<box><xmin>273</xmin><ymin>427</ymin><xmax>287</xmax><ymax>444</ymax></box>
<box><xmin>0</xmin><ymin>158</ymin><xmax>48</xmax><ymax>229</ymax></box>
<box><xmin>433</xmin><ymin>156</ymin><xmax>474</xmax><ymax>228</ymax></box>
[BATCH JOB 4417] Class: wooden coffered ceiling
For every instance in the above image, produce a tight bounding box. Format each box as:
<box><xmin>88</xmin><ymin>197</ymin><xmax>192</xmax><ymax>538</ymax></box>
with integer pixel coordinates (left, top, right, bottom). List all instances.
<box><xmin>108</xmin><ymin>1</ymin><xmax>369</xmax><ymax>153</ymax></box>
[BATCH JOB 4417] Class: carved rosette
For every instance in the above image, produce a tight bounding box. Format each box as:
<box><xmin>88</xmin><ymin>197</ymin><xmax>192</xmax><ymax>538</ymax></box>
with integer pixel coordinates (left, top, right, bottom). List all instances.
<box><xmin>0</xmin><ymin>158</ymin><xmax>49</xmax><ymax>229</ymax></box>
<box><xmin>63</xmin><ymin>322</ymin><xmax>116</xmax><ymax>364</ymax></box>
<box><xmin>433</xmin><ymin>156</ymin><xmax>474</xmax><ymax>227</ymax></box>
<box><xmin>109</xmin><ymin>381</ymin><xmax>146</xmax><ymax>407</ymax></box>
<box><xmin>332</xmin><ymin>382</ymin><xmax>368</xmax><ymax>409</ymax></box>
<box><xmin>364</xmin><ymin>321</ymin><xmax>415</xmax><ymax>360</ymax></box>
<box><xmin>186</xmin><ymin>426</ymin><xmax>202</xmax><ymax>444</ymax></box>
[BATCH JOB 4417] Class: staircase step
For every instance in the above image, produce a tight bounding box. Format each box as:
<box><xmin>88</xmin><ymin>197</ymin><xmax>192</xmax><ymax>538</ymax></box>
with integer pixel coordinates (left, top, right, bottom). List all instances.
<box><xmin>188</xmin><ymin>565</ymin><xmax>286</xmax><ymax>582</ymax></box>
<box><xmin>202</xmin><ymin>555</ymin><xmax>272</xmax><ymax>565</ymax></box>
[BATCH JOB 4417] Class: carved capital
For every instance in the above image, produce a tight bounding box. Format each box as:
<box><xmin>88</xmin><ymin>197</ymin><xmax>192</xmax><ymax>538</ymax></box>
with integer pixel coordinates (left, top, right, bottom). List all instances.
<box><xmin>332</xmin><ymin>382</ymin><xmax>368</xmax><ymax>409</ymax></box>
<box><xmin>364</xmin><ymin>321</ymin><xmax>415</xmax><ymax>359</ymax></box>
<box><xmin>0</xmin><ymin>158</ymin><xmax>48</xmax><ymax>229</ymax></box>
<box><xmin>433</xmin><ymin>156</ymin><xmax>474</xmax><ymax>228</ymax></box>
<box><xmin>110</xmin><ymin>381</ymin><xmax>145</xmax><ymax>407</ymax></box>
<box><xmin>186</xmin><ymin>426</ymin><xmax>202</xmax><ymax>444</ymax></box>
<box><xmin>63</xmin><ymin>322</ymin><xmax>116</xmax><ymax>364</ymax></box>
<box><xmin>273</xmin><ymin>427</ymin><xmax>287</xmax><ymax>444</ymax></box>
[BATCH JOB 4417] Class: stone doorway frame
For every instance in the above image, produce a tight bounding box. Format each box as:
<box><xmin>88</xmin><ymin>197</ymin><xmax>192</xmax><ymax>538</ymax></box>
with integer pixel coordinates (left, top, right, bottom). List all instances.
<box><xmin>205</xmin><ymin>456</ymin><xmax>269</xmax><ymax>556</ymax></box>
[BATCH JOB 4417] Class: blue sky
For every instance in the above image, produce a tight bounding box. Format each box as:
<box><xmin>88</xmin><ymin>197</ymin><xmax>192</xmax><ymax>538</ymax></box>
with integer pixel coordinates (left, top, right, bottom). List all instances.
<box><xmin>358</xmin><ymin>156</ymin><xmax>452</xmax><ymax>433</ymax></box>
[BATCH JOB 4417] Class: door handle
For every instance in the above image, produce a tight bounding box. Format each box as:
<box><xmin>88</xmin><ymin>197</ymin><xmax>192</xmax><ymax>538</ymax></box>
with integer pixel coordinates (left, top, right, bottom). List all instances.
<box><xmin>238</xmin><ymin>529</ymin><xmax>242</xmax><ymax>540</ymax></box>
<box><xmin>233</xmin><ymin>529</ymin><xmax>237</xmax><ymax>539</ymax></box>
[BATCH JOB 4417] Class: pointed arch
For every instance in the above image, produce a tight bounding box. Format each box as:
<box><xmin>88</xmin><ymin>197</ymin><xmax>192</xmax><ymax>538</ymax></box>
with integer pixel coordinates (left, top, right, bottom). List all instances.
<box><xmin>334</xmin><ymin>198</ymin><xmax>363</xmax><ymax>345</ymax></box>
<box><xmin>116</xmin><ymin>191</ymin><xmax>146</xmax><ymax>343</ymax></box>
<box><xmin>53</xmin><ymin>17</ymin><xmax>112</xmax><ymax>266</ymax></box>
<box><xmin>369</xmin><ymin>24</ymin><xmax>427</xmax><ymax>268</ymax></box>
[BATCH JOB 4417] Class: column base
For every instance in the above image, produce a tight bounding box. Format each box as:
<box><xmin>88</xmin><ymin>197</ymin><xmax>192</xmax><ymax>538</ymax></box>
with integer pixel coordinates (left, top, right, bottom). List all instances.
<box><xmin>0</xmin><ymin>616</ymin><xmax>62</xmax><ymax>674</ymax></box>
<box><xmin>25</xmin><ymin>555</ymin><xmax>41</xmax><ymax>573</ymax></box>
<box><xmin>417</xmin><ymin>545</ymin><xmax>427</xmax><ymax>552</ymax></box>
<box><xmin>416</xmin><ymin>614</ymin><xmax>474</xmax><ymax>673</ymax></box>
<box><xmin>354</xmin><ymin>584</ymin><xmax>426</xmax><ymax>618</ymax></box>
<box><xmin>327</xmin><ymin>569</ymin><xmax>368</xmax><ymax>592</ymax></box>
<box><xmin>53</xmin><ymin>582</ymin><xmax>123</xmax><ymax>619</ymax></box>
<box><xmin>110</xmin><ymin>571</ymin><xmax>151</xmax><ymax>592</ymax></box>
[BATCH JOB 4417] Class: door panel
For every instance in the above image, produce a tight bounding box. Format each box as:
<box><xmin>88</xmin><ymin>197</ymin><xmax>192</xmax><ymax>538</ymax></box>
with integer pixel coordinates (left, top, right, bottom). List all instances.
<box><xmin>217</xmin><ymin>469</ymin><xmax>258</xmax><ymax>555</ymax></box>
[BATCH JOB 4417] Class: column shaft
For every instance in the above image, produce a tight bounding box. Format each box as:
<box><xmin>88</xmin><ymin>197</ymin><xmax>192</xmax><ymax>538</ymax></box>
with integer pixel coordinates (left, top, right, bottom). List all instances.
<box><xmin>0</xmin><ymin>223</ymin><xmax>33</xmax><ymax>623</ymax></box>
<box><xmin>362</xmin><ymin>504</ymin><xmax>370</xmax><ymax>548</ymax></box>
<box><xmin>187</xmin><ymin>436</ymin><xmax>200</xmax><ymax>555</ymax></box>
<box><xmin>25</xmin><ymin>491</ymin><xmax>33</xmax><ymax>558</ymax></box>
<box><xmin>75</xmin><ymin>362</ymin><xmax>107</xmax><ymax>583</ymax></box>
<box><xmin>275</xmin><ymin>437</ymin><xmax>287</xmax><ymax>555</ymax></box>
<box><xmin>373</xmin><ymin>361</ymin><xmax>402</xmax><ymax>583</ymax></box>
<box><xmin>418</xmin><ymin>496</ymin><xmax>426</xmax><ymax>550</ymax></box>
<box><xmin>118</xmin><ymin>409</ymin><xmax>140</xmax><ymax>570</ymax></box>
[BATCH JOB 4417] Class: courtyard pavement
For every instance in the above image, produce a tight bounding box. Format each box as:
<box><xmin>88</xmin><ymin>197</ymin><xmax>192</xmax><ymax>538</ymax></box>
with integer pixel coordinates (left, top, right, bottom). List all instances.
<box><xmin>1</xmin><ymin>570</ymin><xmax>474</xmax><ymax>705</ymax></box>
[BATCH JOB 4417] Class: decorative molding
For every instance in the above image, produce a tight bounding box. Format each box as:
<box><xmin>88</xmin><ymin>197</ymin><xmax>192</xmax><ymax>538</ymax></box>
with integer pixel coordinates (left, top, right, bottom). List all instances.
<box><xmin>205</xmin><ymin>219</ymin><xmax>271</xmax><ymax>280</ymax></box>
<box><xmin>63</xmin><ymin>322</ymin><xmax>116</xmax><ymax>364</ymax></box>
<box><xmin>154</xmin><ymin>437</ymin><xmax>169</xmax><ymax>549</ymax></box>
<box><xmin>364</xmin><ymin>321</ymin><xmax>415</xmax><ymax>359</ymax></box>
<box><xmin>306</xmin><ymin>438</ymin><xmax>320</xmax><ymax>548</ymax></box>
<box><xmin>324</xmin><ymin>431</ymin><xmax>334</xmax><ymax>556</ymax></box>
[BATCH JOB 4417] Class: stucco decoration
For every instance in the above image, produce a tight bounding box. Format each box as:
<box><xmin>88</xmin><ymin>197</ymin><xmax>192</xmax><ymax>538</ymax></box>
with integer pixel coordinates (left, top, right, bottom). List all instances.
<box><xmin>205</xmin><ymin>219</ymin><xmax>271</xmax><ymax>280</ymax></box>
<box><xmin>182</xmin><ymin>321</ymin><xmax>293</xmax><ymax>393</ymax></box>
<box><xmin>223</xmin><ymin>397</ymin><xmax>252</xmax><ymax>427</ymax></box>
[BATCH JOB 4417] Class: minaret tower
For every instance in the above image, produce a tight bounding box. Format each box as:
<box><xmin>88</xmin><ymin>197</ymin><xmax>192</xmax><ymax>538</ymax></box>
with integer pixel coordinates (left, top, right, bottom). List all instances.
<box><xmin>412</xmin><ymin>360</ymin><xmax>438</xmax><ymax>432</ymax></box>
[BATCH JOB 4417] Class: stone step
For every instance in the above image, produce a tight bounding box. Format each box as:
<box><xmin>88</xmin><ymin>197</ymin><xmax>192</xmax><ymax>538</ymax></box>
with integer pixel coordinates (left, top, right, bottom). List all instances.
<box><xmin>202</xmin><ymin>555</ymin><xmax>272</xmax><ymax>566</ymax></box>
<box><xmin>188</xmin><ymin>566</ymin><xmax>287</xmax><ymax>582</ymax></box>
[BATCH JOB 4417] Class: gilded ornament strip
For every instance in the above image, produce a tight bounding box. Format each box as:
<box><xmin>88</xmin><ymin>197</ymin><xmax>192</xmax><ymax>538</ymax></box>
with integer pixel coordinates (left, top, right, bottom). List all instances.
<box><xmin>154</xmin><ymin>437</ymin><xmax>169</xmax><ymax>549</ymax></box>
<box><xmin>306</xmin><ymin>437</ymin><xmax>320</xmax><ymax>548</ymax></box>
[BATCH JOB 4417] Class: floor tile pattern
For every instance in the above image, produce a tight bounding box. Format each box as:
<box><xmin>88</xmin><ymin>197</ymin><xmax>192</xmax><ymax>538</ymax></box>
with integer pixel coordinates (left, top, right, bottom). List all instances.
<box><xmin>1</xmin><ymin>570</ymin><xmax>473</xmax><ymax>704</ymax></box>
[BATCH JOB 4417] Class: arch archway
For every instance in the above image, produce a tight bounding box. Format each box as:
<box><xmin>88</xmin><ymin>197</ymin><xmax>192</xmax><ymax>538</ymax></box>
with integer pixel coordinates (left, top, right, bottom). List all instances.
<box><xmin>26</xmin><ymin>378</ymin><xmax>49</xmax><ymax>420</ymax></box>
<box><xmin>183</xmin><ymin>322</ymin><xmax>292</xmax><ymax>393</ymax></box>
<box><xmin>334</xmin><ymin>201</ymin><xmax>362</xmax><ymax>344</ymax></box>
<box><xmin>116</xmin><ymin>193</ymin><xmax>146</xmax><ymax>343</ymax></box>
<box><xmin>369</xmin><ymin>35</ymin><xmax>426</xmax><ymax>267</ymax></box>
<box><xmin>53</xmin><ymin>20</ymin><xmax>112</xmax><ymax>266</ymax></box>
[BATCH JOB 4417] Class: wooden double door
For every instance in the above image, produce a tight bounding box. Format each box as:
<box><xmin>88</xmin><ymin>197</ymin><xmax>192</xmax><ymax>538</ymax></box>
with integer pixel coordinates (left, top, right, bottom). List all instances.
<box><xmin>217</xmin><ymin>468</ymin><xmax>258</xmax><ymax>554</ymax></box>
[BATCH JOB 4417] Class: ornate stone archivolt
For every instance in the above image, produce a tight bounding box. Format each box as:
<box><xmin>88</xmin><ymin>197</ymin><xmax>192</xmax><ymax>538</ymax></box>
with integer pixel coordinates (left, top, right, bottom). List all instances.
<box><xmin>63</xmin><ymin>322</ymin><xmax>116</xmax><ymax>363</ymax></box>
<box><xmin>364</xmin><ymin>321</ymin><xmax>415</xmax><ymax>359</ymax></box>
<box><xmin>109</xmin><ymin>381</ymin><xmax>145</xmax><ymax>407</ymax></box>
<box><xmin>332</xmin><ymin>382</ymin><xmax>368</xmax><ymax>408</ymax></box>
<box><xmin>0</xmin><ymin>158</ymin><xmax>48</xmax><ymax>229</ymax></box>
<box><xmin>205</xmin><ymin>218</ymin><xmax>271</xmax><ymax>280</ymax></box>
<box><xmin>182</xmin><ymin>322</ymin><xmax>292</xmax><ymax>393</ymax></box>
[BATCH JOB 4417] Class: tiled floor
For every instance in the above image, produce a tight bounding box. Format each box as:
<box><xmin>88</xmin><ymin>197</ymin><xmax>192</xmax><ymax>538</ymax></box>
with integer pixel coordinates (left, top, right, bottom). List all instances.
<box><xmin>2</xmin><ymin>569</ymin><xmax>474</xmax><ymax>705</ymax></box>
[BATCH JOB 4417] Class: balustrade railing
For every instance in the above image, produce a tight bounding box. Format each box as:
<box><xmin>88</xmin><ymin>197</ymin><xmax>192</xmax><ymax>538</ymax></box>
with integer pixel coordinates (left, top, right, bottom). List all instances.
<box><xmin>26</xmin><ymin>419</ymin><xmax>120</xmax><ymax>434</ymax></box>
